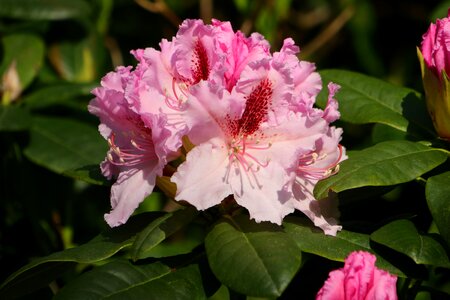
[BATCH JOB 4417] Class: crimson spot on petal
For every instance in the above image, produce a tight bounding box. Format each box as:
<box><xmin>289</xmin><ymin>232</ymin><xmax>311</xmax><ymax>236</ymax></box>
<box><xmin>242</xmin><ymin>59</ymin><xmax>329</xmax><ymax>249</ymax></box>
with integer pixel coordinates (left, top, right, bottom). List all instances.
<box><xmin>237</xmin><ymin>78</ymin><xmax>273</xmax><ymax>136</ymax></box>
<box><xmin>191</xmin><ymin>39</ymin><xmax>210</xmax><ymax>84</ymax></box>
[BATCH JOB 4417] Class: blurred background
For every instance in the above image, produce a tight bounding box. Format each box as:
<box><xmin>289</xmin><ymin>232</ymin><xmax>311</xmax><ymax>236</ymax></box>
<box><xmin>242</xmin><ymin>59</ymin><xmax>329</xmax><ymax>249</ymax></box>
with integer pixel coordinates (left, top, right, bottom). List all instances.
<box><xmin>1</xmin><ymin>0</ymin><xmax>449</xmax><ymax>296</ymax></box>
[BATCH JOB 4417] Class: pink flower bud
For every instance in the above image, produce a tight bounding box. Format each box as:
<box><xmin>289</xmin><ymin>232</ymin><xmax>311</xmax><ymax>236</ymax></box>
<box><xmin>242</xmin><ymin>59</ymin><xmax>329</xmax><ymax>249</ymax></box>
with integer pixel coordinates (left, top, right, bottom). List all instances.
<box><xmin>316</xmin><ymin>251</ymin><xmax>398</xmax><ymax>300</ymax></box>
<box><xmin>419</xmin><ymin>10</ymin><xmax>450</xmax><ymax>140</ymax></box>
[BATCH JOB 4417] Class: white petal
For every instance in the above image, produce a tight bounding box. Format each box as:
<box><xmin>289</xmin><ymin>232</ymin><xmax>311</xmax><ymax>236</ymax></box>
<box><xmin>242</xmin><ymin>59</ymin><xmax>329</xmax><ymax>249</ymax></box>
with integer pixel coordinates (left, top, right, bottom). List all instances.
<box><xmin>105</xmin><ymin>168</ymin><xmax>156</xmax><ymax>227</ymax></box>
<box><xmin>171</xmin><ymin>141</ymin><xmax>233</xmax><ymax>210</ymax></box>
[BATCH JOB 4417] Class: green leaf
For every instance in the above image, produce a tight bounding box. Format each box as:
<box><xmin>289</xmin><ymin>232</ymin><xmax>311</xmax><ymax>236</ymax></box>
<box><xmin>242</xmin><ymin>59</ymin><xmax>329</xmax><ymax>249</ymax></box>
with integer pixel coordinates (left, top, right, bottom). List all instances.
<box><xmin>317</xmin><ymin>69</ymin><xmax>435</xmax><ymax>137</ymax></box>
<box><xmin>22</xmin><ymin>82</ymin><xmax>96</xmax><ymax>110</ymax></box>
<box><xmin>371</xmin><ymin>123</ymin><xmax>408</xmax><ymax>144</ymax></box>
<box><xmin>0</xmin><ymin>105</ymin><xmax>31</xmax><ymax>131</ymax></box>
<box><xmin>283</xmin><ymin>217</ymin><xmax>404</xmax><ymax>277</ymax></box>
<box><xmin>205</xmin><ymin>215</ymin><xmax>301</xmax><ymax>297</ymax></box>
<box><xmin>0</xmin><ymin>0</ymin><xmax>91</xmax><ymax>20</ymax></box>
<box><xmin>130</xmin><ymin>207</ymin><xmax>198</xmax><ymax>261</ymax></box>
<box><xmin>54</xmin><ymin>260</ymin><xmax>205</xmax><ymax>299</ymax></box>
<box><xmin>426</xmin><ymin>172</ymin><xmax>450</xmax><ymax>246</ymax></box>
<box><xmin>24</xmin><ymin>116</ymin><xmax>108</xmax><ymax>185</ymax></box>
<box><xmin>371</xmin><ymin>219</ymin><xmax>450</xmax><ymax>268</ymax></box>
<box><xmin>0</xmin><ymin>212</ymin><xmax>165</xmax><ymax>299</ymax></box>
<box><xmin>49</xmin><ymin>37</ymin><xmax>100</xmax><ymax>83</ymax></box>
<box><xmin>314</xmin><ymin>140</ymin><xmax>447</xmax><ymax>199</ymax></box>
<box><xmin>0</xmin><ymin>34</ymin><xmax>45</xmax><ymax>98</ymax></box>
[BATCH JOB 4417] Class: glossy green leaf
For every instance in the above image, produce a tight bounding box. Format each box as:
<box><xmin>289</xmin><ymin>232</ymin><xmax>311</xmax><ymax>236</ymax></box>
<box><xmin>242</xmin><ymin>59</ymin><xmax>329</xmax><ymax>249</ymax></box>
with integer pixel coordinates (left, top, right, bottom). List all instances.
<box><xmin>0</xmin><ymin>34</ymin><xmax>45</xmax><ymax>98</ymax></box>
<box><xmin>0</xmin><ymin>0</ymin><xmax>91</xmax><ymax>20</ymax></box>
<box><xmin>0</xmin><ymin>212</ymin><xmax>164</xmax><ymax>299</ymax></box>
<box><xmin>426</xmin><ymin>172</ymin><xmax>450</xmax><ymax>245</ymax></box>
<box><xmin>371</xmin><ymin>219</ymin><xmax>450</xmax><ymax>268</ymax></box>
<box><xmin>54</xmin><ymin>260</ymin><xmax>205</xmax><ymax>300</ymax></box>
<box><xmin>22</xmin><ymin>83</ymin><xmax>96</xmax><ymax>110</ymax></box>
<box><xmin>283</xmin><ymin>217</ymin><xmax>404</xmax><ymax>277</ymax></box>
<box><xmin>317</xmin><ymin>69</ymin><xmax>435</xmax><ymax>137</ymax></box>
<box><xmin>0</xmin><ymin>105</ymin><xmax>31</xmax><ymax>131</ymax></box>
<box><xmin>314</xmin><ymin>140</ymin><xmax>447</xmax><ymax>199</ymax></box>
<box><xmin>24</xmin><ymin>116</ymin><xmax>108</xmax><ymax>185</ymax></box>
<box><xmin>130</xmin><ymin>207</ymin><xmax>198</xmax><ymax>261</ymax></box>
<box><xmin>205</xmin><ymin>215</ymin><xmax>301</xmax><ymax>297</ymax></box>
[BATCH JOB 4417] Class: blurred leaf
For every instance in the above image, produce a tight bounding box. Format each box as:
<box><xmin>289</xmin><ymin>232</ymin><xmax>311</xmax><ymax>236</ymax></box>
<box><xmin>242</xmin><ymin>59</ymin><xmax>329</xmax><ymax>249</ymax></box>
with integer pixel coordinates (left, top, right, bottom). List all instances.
<box><xmin>49</xmin><ymin>37</ymin><xmax>99</xmax><ymax>83</ymax></box>
<box><xmin>22</xmin><ymin>83</ymin><xmax>95</xmax><ymax>110</ymax></box>
<box><xmin>130</xmin><ymin>207</ymin><xmax>198</xmax><ymax>261</ymax></box>
<box><xmin>205</xmin><ymin>215</ymin><xmax>301</xmax><ymax>297</ymax></box>
<box><xmin>430</xmin><ymin>1</ymin><xmax>450</xmax><ymax>21</ymax></box>
<box><xmin>426</xmin><ymin>172</ymin><xmax>450</xmax><ymax>246</ymax></box>
<box><xmin>314</xmin><ymin>140</ymin><xmax>448</xmax><ymax>199</ymax></box>
<box><xmin>0</xmin><ymin>212</ymin><xmax>165</xmax><ymax>299</ymax></box>
<box><xmin>24</xmin><ymin>116</ymin><xmax>108</xmax><ymax>184</ymax></box>
<box><xmin>317</xmin><ymin>69</ymin><xmax>435</xmax><ymax>138</ymax></box>
<box><xmin>0</xmin><ymin>105</ymin><xmax>31</xmax><ymax>131</ymax></box>
<box><xmin>371</xmin><ymin>219</ymin><xmax>450</xmax><ymax>268</ymax></box>
<box><xmin>346</xmin><ymin>0</ymin><xmax>384</xmax><ymax>75</ymax></box>
<box><xmin>54</xmin><ymin>260</ymin><xmax>205</xmax><ymax>299</ymax></box>
<box><xmin>63</xmin><ymin>164</ymin><xmax>109</xmax><ymax>186</ymax></box>
<box><xmin>283</xmin><ymin>217</ymin><xmax>404</xmax><ymax>277</ymax></box>
<box><xmin>0</xmin><ymin>34</ymin><xmax>45</xmax><ymax>97</ymax></box>
<box><xmin>0</xmin><ymin>0</ymin><xmax>91</xmax><ymax>20</ymax></box>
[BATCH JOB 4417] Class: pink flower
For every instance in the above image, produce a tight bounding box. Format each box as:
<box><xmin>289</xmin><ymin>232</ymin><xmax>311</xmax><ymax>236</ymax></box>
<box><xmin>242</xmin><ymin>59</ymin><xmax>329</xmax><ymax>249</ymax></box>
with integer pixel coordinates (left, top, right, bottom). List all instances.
<box><xmin>172</xmin><ymin>38</ymin><xmax>345</xmax><ymax>226</ymax></box>
<box><xmin>89</xmin><ymin>67</ymin><xmax>171</xmax><ymax>227</ymax></box>
<box><xmin>420</xmin><ymin>9</ymin><xmax>450</xmax><ymax>80</ymax></box>
<box><xmin>316</xmin><ymin>251</ymin><xmax>398</xmax><ymax>300</ymax></box>
<box><xmin>419</xmin><ymin>10</ymin><xmax>450</xmax><ymax>140</ymax></box>
<box><xmin>90</xmin><ymin>19</ymin><xmax>346</xmax><ymax>231</ymax></box>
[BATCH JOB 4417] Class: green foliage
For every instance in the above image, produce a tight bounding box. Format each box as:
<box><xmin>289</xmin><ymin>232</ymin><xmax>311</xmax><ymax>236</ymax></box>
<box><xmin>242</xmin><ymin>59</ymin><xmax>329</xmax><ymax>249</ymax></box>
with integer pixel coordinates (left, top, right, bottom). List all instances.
<box><xmin>0</xmin><ymin>0</ymin><xmax>92</xmax><ymax>20</ymax></box>
<box><xmin>24</xmin><ymin>116</ymin><xmax>108</xmax><ymax>185</ymax></box>
<box><xmin>371</xmin><ymin>219</ymin><xmax>450</xmax><ymax>268</ymax></box>
<box><xmin>314</xmin><ymin>140</ymin><xmax>447</xmax><ymax>199</ymax></box>
<box><xmin>1</xmin><ymin>1</ymin><xmax>449</xmax><ymax>299</ymax></box>
<box><xmin>54</xmin><ymin>261</ymin><xmax>205</xmax><ymax>300</ymax></box>
<box><xmin>426</xmin><ymin>172</ymin><xmax>450</xmax><ymax>246</ymax></box>
<box><xmin>205</xmin><ymin>215</ymin><xmax>302</xmax><ymax>297</ymax></box>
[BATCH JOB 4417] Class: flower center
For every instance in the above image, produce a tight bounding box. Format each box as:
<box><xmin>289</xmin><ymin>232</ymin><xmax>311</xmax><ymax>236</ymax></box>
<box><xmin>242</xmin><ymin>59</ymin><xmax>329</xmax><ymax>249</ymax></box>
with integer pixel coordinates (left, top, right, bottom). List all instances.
<box><xmin>236</xmin><ymin>78</ymin><xmax>273</xmax><ymax>137</ymax></box>
<box><xmin>106</xmin><ymin>116</ymin><xmax>156</xmax><ymax>167</ymax></box>
<box><xmin>297</xmin><ymin>144</ymin><xmax>343</xmax><ymax>180</ymax></box>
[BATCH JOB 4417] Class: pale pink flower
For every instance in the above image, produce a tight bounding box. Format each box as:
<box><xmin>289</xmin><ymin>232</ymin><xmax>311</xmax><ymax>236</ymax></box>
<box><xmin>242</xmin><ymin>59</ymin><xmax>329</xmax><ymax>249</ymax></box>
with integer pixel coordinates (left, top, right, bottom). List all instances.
<box><xmin>89</xmin><ymin>67</ymin><xmax>171</xmax><ymax>227</ymax></box>
<box><xmin>171</xmin><ymin>39</ymin><xmax>343</xmax><ymax>225</ymax></box>
<box><xmin>316</xmin><ymin>251</ymin><xmax>398</xmax><ymax>300</ymax></box>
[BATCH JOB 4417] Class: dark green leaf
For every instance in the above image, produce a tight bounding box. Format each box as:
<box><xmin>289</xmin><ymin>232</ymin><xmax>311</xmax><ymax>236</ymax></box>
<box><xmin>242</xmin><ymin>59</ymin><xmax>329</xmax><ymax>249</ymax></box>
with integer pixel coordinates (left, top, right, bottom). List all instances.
<box><xmin>22</xmin><ymin>83</ymin><xmax>96</xmax><ymax>110</ymax></box>
<box><xmin>131</xmin><ymin>207</ymin><xmax>198</xmax><ymax>261</ymax></box>
<box><xmin>283</xmin><ymin>217</ymin><xmax>404</xmax><ymax>277</ymax></box>
<box><xmin>371</xmin><ymin>123</ymin><xmax>408</xmax><ymax>144</ymax></box>
<box><xmin>0</xmin><ymin>105</ymin><xmax>31</xmax><ymax>131</ymax></box>
<box><xmin>0</xmin><ymin>212</ymin><xmax>164</xmax><ymax>299</ymax></box>
<box><xmin>317</xmin><ymin>69</ymin><xmax>435</xmax><ymax>138</ymax></box>
<box><xmin>205</xmin><ymin>215</ymin><xmax>301</xmax><ymax>297</ymax></box>
<box><xmin>54</xmin><ymin>260</ymin><xmax>205</xmax><ymax>300</ymax></box>
<box><xmin>0</xmin><ymin>34</ymin><xmax>45</xmax><ymax>96</ymax></box>
<box><xmin>371</xmin><ymin>219</ymin><xmax>450</xmax><ymax>268</ymax></box>
<box><xmin>426</xmin><ymin>172</ymin><xmax>450</xmax><ymax>246</ymax></box>
<box><xmin>49</xmin><ymin>37</ymin><xmax>100</xmax><ymax>83</ymax></box>
<box><xmin>24</xmin><ymin>116</ymin><xmax>108</xmax><ymax>185</ymax></box>
<box><xmin>314</xmin><ymin>140</ymin><xmax>447</xmax><ymax>199</ymax></box>
<box><xmin>0</xmin><ymin>0</ymin><xmax>91</xmax><ymax>20</ymax></box>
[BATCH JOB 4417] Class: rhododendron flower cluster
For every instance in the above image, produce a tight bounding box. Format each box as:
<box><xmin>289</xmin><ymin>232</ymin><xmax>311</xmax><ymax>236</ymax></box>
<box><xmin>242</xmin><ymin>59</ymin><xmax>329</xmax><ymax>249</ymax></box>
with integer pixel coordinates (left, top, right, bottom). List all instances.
<box><xmin>89</xmin><ymin>19</ymin><xmax>346</xmax><ymax>235</ymax></box>
<box><xmin>316</xmin><ymin>251</ymin><xmax>398</xmax><ymax>300</ymax></box>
